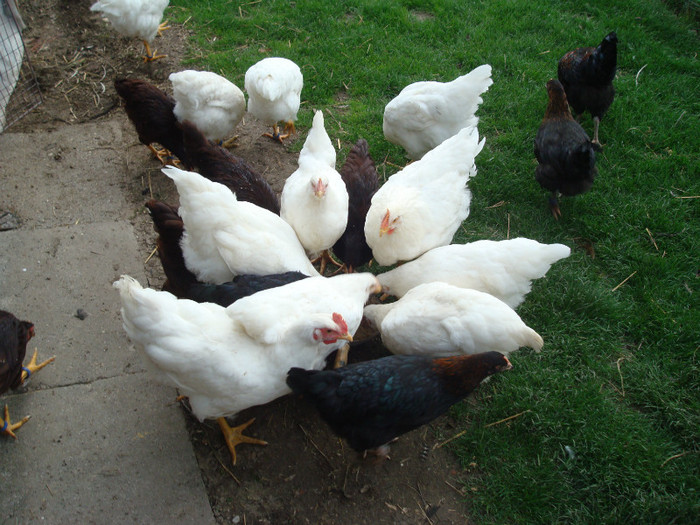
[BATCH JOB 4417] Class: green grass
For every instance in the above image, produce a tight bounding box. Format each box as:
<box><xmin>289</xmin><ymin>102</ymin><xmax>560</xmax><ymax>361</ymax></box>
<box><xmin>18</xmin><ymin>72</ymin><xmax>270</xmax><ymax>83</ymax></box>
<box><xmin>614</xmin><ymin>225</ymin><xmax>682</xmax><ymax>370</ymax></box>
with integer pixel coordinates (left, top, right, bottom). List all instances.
<box><xmin>168</xmin><ymin>0</ymin><xmax>699</xmax><ymax>522</ymax></box>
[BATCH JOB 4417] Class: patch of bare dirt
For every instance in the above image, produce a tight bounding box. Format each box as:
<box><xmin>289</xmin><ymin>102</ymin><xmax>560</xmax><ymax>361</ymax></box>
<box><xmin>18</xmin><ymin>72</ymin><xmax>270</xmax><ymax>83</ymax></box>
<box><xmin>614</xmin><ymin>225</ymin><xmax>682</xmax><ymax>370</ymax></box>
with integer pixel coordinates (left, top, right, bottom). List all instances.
<box><xmin>10</xmin><ymin>2</ymin><xmax>475</xmax><ymax>523</ymax></box>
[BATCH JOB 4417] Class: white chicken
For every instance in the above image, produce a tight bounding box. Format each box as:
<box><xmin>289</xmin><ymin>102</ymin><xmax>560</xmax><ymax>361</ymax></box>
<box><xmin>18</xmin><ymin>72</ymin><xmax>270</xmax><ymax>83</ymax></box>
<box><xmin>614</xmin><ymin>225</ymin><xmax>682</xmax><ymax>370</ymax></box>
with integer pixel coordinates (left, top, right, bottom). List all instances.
<box><xmin>114</xmin><ymin>275</ymin><xmax>353</xmax><ymax>464</ymax></box>
<box><xmin>162</xmin><ymin>166</ymin><xmax>319</xmax><ymax>283</ymax></box>
<box><xmin>90</xmin><ymin>0</ymin><xmax>170</xmax><ymax>62</ymax></box>
<box><xmin>364</xmin><ymin>126</ymin><xmax>485</xmax><ymax>267</ymax></box>
<box><xmin>245</xmin><ymin>57</ymin><xmax>303</xmax><ymax>142</ymax></box>
<box><xmin>169</xmin><ymin>70</ymin><xmax>246</xmax><ymax>148</ymax></box>
<box><xmin>377</xmin><ymin>238</ymin><xmax>571</xmax><ymax>308</ymax></box>
<box><xmin>383</xmin><ymin>64</ymin><xmax>493</xmax><ymax>160</ymax></box>
<box><xmin>364</xmin><ymin>282</ymin><xmax>543</xmax><ymax>358</ymax></box>
<box><xmin>281</xmin><ymin>110</ymin><xmax>348</xmax><ymax>273</ymax></box>
<box><xmin>229</xmin><ymin>271</ymin><xmax>380</xmax><ymax>368</ymax></box>
<box><xmin>382</xmin><ymin>64</ymin><xmax>493</xmax><ymax>160</ymax></box>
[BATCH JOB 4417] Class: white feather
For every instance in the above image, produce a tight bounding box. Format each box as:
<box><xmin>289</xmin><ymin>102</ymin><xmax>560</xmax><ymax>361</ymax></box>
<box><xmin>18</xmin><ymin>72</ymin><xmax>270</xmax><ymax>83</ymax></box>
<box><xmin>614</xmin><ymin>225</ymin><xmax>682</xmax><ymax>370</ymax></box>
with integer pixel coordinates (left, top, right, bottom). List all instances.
<box><xmin>383</xmin><ymin>64</ymin><xmax>492</xmax><ymax>160</ymax></box>
<box><xmin>245</xmin><ymin>57</ymin><xmax>303</xmax><ymax>127</ymax></box>
<box><xmin>364</xmin><ymin>282</ymin><xmax>543</xmax><ymax>358</ymax></box>
<box><xmin>162</xmin><ymin>166</ymin><xmax>319</xmax><ymax>283</ymax></box>
<box><xmin>377</xmin><ymin>238</ymin><xmax>571</xmax><ymax>307</ymax></box>
<box><xmin>365</xmin><ymin>126</ymin><xmax>485</xmax><ymax>267</ymax></box>
<box><xmin>281</xmin><ymin>110</ymin><xmax>348</xmax><ymax>257</ymax></box>
<box><xmin>90</xmin><ymin>0</ymin><xmax>169</xmax><ymax>42</ymax></box>
<box><xmin>169</xmin><ymin>70</ymin><xmax>246</xmax><ymax>142</ymax></box>
<box><xmin>114</xmin><ymin>275</ymin><xmax>348</xmax><ymax>420</ymax></box>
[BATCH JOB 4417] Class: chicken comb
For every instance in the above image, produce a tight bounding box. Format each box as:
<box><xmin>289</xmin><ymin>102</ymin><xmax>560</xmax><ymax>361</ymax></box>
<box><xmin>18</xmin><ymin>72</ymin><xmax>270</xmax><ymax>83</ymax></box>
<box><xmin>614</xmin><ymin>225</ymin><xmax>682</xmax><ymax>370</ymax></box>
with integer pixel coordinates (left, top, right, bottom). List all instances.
<box><xmin>332</xmin><ymin>312</ymin><xmax>348</xmax><ymax>334</ymax></box>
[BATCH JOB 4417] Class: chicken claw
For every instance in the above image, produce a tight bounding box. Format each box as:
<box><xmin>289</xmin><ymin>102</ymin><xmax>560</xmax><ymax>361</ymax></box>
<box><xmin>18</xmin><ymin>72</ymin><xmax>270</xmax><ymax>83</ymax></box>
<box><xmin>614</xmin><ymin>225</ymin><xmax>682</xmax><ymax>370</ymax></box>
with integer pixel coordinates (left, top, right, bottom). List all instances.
<box><xmin>548</xmin><ymin>193</ymin><xmax>562</xmax><ymax>220</ymax></box>
<box><xmin>142</xmin><ymin>40</ymin><xmax>166</xmax><ymax>62</ymax></box>
<box><xmin>264</xmin><ymin>121</ymin><xmax>296</xmax><ymax>143</ymax></box>
<box><xmin>312</xmin><ymin>250</ymin><xmax>343</xmax><ymax>276</ymax></box>
<box><xmin>217</xmin><ymin>417</ymin><xmax>267</xmax><ymax>465</ymax></box>
<box><xmin>1</xmin><ymin>405</ymin><xmax>30</xmax><ymax>440</ymax></box>
<box><xmin>147</xmin><ymin>144</ymin><xmax>180</xmax><ymax>166</ymax></box>
<box><xmin>157</xmin><ymin>21</ymin><xmax>171</xmax><ymax>37</ymax></box>
<box><xmin>20</xmin><ymin>348</ymin><xmax>55</xmax><ymax>384</ymax></box>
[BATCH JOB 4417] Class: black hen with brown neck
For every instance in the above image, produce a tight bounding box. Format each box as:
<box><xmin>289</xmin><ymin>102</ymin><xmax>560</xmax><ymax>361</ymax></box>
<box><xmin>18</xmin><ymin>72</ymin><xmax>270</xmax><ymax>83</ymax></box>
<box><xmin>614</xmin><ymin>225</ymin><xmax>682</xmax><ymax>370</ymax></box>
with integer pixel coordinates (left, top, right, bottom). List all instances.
<box><xmin>114</xmin><ymin>78</ymin><xmax>190</xmax><ymax>168</ymax></box>
<box><xmin>286</xmin><ymin>351</ymin><xmax>511</xmax><ymax>458</ymax></box>
<box><xmin>558</xmin><ymin>32</ymin><xmax>617</xmax><ymax>146</ymax></box>
<box><xmin>534</xmin><ymin>79</ymin><xmax>598</xmax><ymax>219</ymax></box>
<box><xmin>181</xmin><ymin>121</ymin><xmax>281</xmax><ymax>215</ymax></box>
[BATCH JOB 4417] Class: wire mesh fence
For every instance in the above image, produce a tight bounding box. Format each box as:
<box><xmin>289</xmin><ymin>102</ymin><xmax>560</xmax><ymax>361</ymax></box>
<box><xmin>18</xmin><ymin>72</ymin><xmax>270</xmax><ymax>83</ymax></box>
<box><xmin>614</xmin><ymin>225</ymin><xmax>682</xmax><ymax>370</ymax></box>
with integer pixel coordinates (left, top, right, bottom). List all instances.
<box><xmin>0</xmin><ymin>0</ymin><xmax>41</xmax><ymax>133</ymax></box>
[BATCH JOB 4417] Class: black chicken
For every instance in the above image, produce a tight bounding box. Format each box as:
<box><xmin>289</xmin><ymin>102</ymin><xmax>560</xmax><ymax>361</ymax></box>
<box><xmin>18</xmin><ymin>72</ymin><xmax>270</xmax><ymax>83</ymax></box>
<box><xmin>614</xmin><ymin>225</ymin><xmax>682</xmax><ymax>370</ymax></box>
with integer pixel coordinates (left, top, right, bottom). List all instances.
<box><xmin>114</xmin><ymin>78</ymin><xmax>189</xmax><ymax>167</ymax></box>
<box><xmin>558</xmin><ymin>31</ymin><xmax>618</xmax><ymax>147</ymax></box>
<box><xmin>331</xmin><ymin>139</ymin><xmax>379</xmax><ymax>273</ymax></box>
<box><xmin>287</xmin><ymin>351</ymin><xmax>512</xmax><ymax>458</ymax></box>
<box><xmin>181</xmin><ymin>121</ymin><xmax>281</xmax><ymax>215</ymax></box>
<box><xmin>146</xmin><ymin>200</ymin><xmax>307</xmax><ymax>305</ymax></box>
<box><xmin>534</xmin><ymin>79</ymin><xmax>598</xmax><ymax>219</ymax></box>
<box><xmin>1</xmin><ymin>310</ymin><xmax>54</xmax><ymax>439</ymax></box>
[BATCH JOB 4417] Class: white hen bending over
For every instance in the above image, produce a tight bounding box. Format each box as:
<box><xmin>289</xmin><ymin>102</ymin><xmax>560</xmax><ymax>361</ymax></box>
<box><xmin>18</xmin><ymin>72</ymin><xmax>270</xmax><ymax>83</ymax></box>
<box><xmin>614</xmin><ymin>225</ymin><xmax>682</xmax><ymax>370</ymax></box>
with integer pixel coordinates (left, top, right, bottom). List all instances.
<box><xmin>90</xmin><ymin>0</ymin><xmax>169</xmax><ymax>61</ymax></box>
<box><xmin>245</xmin><ymin>57</ymin><xmax>303</xmax><ymax>142</ymax></box>
<box><xmin>365</xmin><ymin>126</ymin><xmax>485</xmax><ymax>267</ymax></box>
<box><xmin>364</xmin><ymin>282</ymin><xmax>543</xmax><ymax>358</ymax></box>
<box><xmin>114</xmin><ymin>275</ymin><xmax>352</xmax><ymax>464</ymax></box>
<box><xmin>377</xmin><ymin>238</ymin><xmax>571</xmax><ymax>308</ymax></box>
<box><xmin>383</xmin><ymin>64</ymin><xmax>493</xmax><ymax>160</ymax></box>
<box><xmin>169</xmin><ymin>70</ymin><xmax>246</xmax><ymax>147</ymax></box>
<box><xmin>163</xmin><ymin>166</ymin><xmax>319</xmax><ymax>283</ymax></box>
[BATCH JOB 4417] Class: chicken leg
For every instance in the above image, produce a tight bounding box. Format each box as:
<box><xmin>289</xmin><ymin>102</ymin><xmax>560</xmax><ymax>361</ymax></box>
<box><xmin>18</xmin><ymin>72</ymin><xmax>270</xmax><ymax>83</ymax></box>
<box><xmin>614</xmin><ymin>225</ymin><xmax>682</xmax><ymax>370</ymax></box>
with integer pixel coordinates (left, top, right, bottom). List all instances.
<box><xmin>548</xmin><ymin>193</ymin><xmax>562</xmax><ymax>220</ymax></box>
<box><xmin>1</xmin><ymin>405</ymin><xmax>30</xmax><ymax>439</ymax></box>
<box><xmin>217</xmin><ymin>417</ymin><xmax>268</xmax><ymax>465</ymax></box>
<box><xmin>142</xmin><ymin>40</ymin><xmax>166</xmax><ymax>62</ymax></box>
<box><xmin>264</xmin><ymin>120</ymin><xmax>296</xmax><ymax>143</ymax></box>
<box><xmin>312</xmin><ymin>250</ymin><xmax>343</xmax><ymax>276</ymax></box>
<box><xmin>20</xmin><ymin>348</ymin><xmax>55</xmax><ymax>384</ymax></box>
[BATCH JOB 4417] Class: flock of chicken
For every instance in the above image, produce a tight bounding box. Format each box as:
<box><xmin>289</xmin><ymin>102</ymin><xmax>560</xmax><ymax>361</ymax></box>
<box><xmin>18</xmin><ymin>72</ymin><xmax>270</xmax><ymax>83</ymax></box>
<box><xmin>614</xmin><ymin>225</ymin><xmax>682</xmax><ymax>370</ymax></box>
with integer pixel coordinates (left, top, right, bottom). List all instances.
<box><xmin>2</xmin><ymin>0</ymin><xmax>618</xmax><ymax>468</ymax></box>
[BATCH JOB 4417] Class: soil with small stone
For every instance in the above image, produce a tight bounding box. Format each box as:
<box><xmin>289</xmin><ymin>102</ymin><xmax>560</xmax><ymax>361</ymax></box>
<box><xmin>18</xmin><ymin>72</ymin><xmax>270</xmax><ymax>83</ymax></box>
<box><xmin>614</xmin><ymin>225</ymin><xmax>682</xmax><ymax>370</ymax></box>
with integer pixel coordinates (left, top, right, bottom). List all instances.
<box><xmin>9</xmin><ymin>2</ymin><xmax>481</xmax><ymax>523</ymax></box>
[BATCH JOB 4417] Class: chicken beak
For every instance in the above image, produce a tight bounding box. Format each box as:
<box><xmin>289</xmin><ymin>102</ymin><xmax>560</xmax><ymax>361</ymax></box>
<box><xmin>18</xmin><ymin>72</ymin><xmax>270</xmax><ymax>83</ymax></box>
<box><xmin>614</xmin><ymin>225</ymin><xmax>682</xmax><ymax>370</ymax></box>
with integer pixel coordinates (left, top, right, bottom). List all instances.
<box><xmin>379</xmin><ymin>210</ymin><xmax>396</xmax><ymax>236</ymax></box>
<box><xmin>312</xmin><ymin>178</ymin><xmax>327</xmax><ymax>198</ymax></box>
<box><xmin>337</xmin><ymin>332</ymin><xmax>354</xmax><ymax>342</ymax></box>
<box><xmin>371</xmin><ymin>280</ymin><xmax>382</xmax><ymax>295</ymax></box>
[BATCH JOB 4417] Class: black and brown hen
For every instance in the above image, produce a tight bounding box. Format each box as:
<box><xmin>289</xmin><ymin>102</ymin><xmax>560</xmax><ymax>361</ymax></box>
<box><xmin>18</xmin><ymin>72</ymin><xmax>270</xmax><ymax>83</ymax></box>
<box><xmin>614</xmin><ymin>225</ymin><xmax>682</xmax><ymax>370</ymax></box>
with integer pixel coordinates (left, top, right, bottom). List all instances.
<box><xmin>331</xmin><ymin>139</ymin><xmax>379</xmax><ymax>273</ymax></box>
<box><xmin>145</xmin><ymin>200</ymin><xmax>306</xmax><ymax>306</ymax></box>
<box><xmin>558</xmin><ymin>31</ymin><xmax>618</xmax><ymax>147</ymax></box>
<box><xmin>1</xmin><ymin>310</ymin><xmax>54</xmax><ymax>439</ymax></box>
<box><xmin>535</xmin><ymin>79</ymin><xmax>598</xmax><ymax>219</ymax></box>
<box><xmin>181</xmin><ymin>121</ymin><xmax>281</xmax><ymax>215</ymax></box>
<box><xmin>115</xmin><ymin>78</ymin><xmax>189</xmax><ymax>167</ymax></box>
<box><xmin>287</xmin><ymin>351</ymin><xmax>511</xmax><ymax>458</ymax></box>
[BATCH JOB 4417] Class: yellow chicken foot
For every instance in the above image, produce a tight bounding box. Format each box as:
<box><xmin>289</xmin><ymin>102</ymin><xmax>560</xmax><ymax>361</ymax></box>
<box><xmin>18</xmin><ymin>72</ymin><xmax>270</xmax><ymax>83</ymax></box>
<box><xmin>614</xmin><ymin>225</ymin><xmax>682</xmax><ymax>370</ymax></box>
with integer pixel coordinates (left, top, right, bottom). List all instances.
<box><xmin>217</xmin><ymin>417</ymin><xmax>267</xmax><ymax>465</ymax></box>
<box><xmin>1</xmin><ymin>405</ymin><xmax>30</xmax><ymax>440</ymax></box>
<box><xmin>142</xmin><ymin>40</ymin><xmax>166</xmax><ymax>62</ymax></box>
<box><xmin>333</xmin><ymin>342</ymin><xmax>351</xmax><ymax>369</ymax></box>
<box><xmin>220</xmin><ymin>135</ymin><xmax>240</xmax><ymax>149</ymax></box>
<box><xmin>20</xmin><ymin>349</ymin><xmax>55</xmax><ymax>384</ymax></box>
<box><xmin>263</xmin><ymin>123</ymin><xmax>285</xmax><ymax>144</ymax></box>
<box><xmin>157</xmin><ymin>21</ymin><xmax>171</xmax><ymax>37</ymax></box>
<box><xmin>312</xmin><ymin>250</ymin><xmax>343</xmax><ymax>275</ymax></box>
<box><xmin>147</xmin><ymin>144</ymin><xmax>180</xmax><ymax>166</ymax></box>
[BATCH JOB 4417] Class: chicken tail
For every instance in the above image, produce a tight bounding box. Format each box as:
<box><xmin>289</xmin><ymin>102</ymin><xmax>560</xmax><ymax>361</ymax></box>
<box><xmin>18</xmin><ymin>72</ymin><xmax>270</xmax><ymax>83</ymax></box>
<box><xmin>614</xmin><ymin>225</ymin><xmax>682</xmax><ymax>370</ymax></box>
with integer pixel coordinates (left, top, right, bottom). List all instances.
<box><xmin>523</xmin><ymin>328</ymin><xmax>544</xmax><ymax>353</ymax></box>
<box><xmin>145</xmin><ymin>200</ymin><xmax>198</xmax><ymax>295</ymax></box>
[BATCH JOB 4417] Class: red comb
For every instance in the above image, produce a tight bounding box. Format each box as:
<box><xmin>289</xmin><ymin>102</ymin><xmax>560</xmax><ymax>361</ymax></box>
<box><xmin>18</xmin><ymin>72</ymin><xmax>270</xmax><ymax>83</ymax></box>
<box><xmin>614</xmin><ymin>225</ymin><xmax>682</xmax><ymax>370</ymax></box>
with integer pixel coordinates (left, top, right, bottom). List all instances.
<box><xmin>332</xmin><ymin>312</ymin><xmax>348</xmax><ymax>333</ymax></box>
